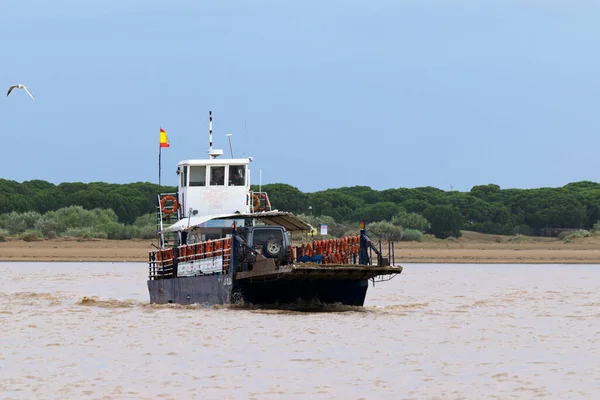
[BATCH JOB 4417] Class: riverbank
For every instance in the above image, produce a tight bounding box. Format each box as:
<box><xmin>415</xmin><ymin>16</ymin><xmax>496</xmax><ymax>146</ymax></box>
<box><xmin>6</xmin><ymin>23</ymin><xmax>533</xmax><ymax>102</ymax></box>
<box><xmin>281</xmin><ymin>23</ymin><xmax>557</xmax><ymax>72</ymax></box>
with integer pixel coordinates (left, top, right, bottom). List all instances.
<box><xmin>0</xmin><ymin>231</ymin><xmax>599</xmax><ymax>263</ymax></box>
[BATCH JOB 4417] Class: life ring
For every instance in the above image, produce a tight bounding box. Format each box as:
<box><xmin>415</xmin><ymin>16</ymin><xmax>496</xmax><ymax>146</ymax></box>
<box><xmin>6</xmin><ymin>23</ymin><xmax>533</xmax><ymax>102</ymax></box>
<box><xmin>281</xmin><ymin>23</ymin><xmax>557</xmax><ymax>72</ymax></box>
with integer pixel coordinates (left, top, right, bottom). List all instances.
<box><xmin>160</xmin><ymin>195</ymin><xmax>178</xmax><ymax>215</ymax></box>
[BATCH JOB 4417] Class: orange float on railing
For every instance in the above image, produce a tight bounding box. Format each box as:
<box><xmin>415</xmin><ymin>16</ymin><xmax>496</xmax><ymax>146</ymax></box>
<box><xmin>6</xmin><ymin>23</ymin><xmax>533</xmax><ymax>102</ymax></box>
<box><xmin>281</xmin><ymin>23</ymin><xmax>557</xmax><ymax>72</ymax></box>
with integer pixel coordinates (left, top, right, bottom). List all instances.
<box><xmin>189</xmin><ymin>245</ymin><xmax>196</xmax><ymax>261</ymax></box>
<box><xmin>306</xmin><ymin>243</ymin><xmax>313</xmax><ymax>257</ymax></box>
<box><xmin>181</xmin><ymin>245</ymin><xmax>187</xmax><ymax>261</ymax></box>
<box><xmin>217</xmin><ymin>240</ymin><xmax>223</xmax><ymax>258</ymax></box>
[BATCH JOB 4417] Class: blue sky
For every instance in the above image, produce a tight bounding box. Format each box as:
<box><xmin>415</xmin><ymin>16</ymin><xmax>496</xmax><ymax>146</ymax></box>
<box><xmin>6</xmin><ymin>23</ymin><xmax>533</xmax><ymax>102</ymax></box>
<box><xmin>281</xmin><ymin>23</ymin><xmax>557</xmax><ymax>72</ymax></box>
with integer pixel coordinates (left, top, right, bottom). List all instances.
<box><xmin>2</xmin><ymin>1</ymin><xmax>600</xmax><ymax>193</ymax></box>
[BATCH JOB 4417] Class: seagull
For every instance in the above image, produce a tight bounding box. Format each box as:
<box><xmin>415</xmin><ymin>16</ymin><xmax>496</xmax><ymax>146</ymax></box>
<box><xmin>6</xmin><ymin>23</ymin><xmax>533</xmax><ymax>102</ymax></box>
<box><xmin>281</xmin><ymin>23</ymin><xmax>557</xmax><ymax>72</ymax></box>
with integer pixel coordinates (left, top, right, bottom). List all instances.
<box><xmin>6</xmin><ymin>84</ymin><xmax>35</xmax><ymax>100</ymax></box>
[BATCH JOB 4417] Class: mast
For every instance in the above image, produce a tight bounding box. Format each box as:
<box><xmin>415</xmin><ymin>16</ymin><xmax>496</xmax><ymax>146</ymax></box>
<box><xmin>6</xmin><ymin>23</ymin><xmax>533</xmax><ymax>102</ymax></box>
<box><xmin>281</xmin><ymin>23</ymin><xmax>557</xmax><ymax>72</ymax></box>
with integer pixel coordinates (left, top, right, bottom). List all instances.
<box><xmin>208</xmin><ymin>111</ymin><xmax>223</xmax><ymax>159</ymax></box>
<box><xmin>209</xmin><ymin>111</ymin><xmax>213</xmax><ymax>154</ymax></box>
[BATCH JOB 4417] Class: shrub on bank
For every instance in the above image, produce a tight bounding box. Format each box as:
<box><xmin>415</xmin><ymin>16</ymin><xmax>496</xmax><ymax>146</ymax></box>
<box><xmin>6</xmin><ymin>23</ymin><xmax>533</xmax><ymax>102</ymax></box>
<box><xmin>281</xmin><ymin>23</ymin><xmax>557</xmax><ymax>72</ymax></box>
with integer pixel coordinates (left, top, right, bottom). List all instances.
<box><xmin>21</xmin><ymin>230</ymin><xmax>43</xmax><ymax>242</ymax></box>
<box><xmin>392</xmin><ymin>212</ymin><xmax>428</xmax><ymax>232</ymax></box>
<box><xmin>0</xmin><ymin>207</ymin><xmax>157</xmax><ymax>240</ymax></box>
<box><xmin>400</xmin><ymin>229</ymin><xmax>423</xmax><ymax>242</ymax></box>
<box><xmin>366</xmin><ymin>221</ymin><xmax>404</xmax><ymax>241</ymax></box>
<box><xmin>560</xmin><ymin>229</ymin><xmax>591</xmax><ymax>242</ymax></box>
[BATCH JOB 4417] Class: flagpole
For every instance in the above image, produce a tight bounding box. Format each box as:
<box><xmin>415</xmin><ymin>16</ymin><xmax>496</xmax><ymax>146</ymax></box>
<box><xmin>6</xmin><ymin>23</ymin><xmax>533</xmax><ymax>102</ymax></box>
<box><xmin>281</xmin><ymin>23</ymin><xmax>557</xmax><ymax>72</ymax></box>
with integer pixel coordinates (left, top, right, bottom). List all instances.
<box><xmin>158</xmin><ymin>131</ymin><xmax>162</xmax><ymax>192</ymax></box>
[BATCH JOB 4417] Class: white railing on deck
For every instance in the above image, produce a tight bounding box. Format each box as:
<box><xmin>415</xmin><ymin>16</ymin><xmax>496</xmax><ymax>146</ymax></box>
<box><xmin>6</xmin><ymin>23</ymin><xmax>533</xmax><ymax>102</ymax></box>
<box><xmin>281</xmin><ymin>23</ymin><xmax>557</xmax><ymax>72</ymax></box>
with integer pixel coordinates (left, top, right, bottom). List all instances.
<box><xmin>148</xmin><ymin>237</ymin><xmax>232</xmax><ymax>280</ymax></box>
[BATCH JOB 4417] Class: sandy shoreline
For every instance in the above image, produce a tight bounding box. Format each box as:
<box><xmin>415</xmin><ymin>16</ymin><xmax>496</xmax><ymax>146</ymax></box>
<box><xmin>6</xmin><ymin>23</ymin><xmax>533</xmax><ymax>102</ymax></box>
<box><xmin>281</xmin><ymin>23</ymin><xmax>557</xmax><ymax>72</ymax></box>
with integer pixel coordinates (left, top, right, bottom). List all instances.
<box><xmin>0</xmin><ymin>232</ymin><xmax>599</xmax><ymax>264</ymax></box>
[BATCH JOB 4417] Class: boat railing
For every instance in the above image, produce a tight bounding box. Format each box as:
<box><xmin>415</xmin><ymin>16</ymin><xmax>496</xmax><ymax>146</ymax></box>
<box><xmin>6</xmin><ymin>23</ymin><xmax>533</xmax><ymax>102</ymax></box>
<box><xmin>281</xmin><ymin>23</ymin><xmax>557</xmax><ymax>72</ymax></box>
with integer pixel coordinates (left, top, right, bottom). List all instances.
<box><xmin>250</xmin><ymin>191</ymin><xmax>272</xmax><ymax>213</ymax></box>
<box><xmin>148</xmin><ymin>247</ymin><xmax>176</xmax><ymax>280</ymax></box>
<box><xmin>148</xmin><ymin>237</ymin><xmax>232</xmax><ymax>280</ymax></box>
<box><xmin>156</xmin><ymin>192</ymin><xmax>179</xmax><ymax>248</ymax></box>
<box><xmin>290</xmin><ymin>236</ymin><xmax>364</xmax><ymax>265</ymax></box>
<box><xmin>288</xmin><ymin>235</ymin><xmax>396</xmax><ymax>268</ymax></box>
<box><xmin>366</xmin><ymin>240</ymin><xmax>395</xmax><ymax>266</ymax></box>
<box><xmin>366</xmin><ymin>240</ymin><xmax>399</xmax><ymax>282</ymax></box>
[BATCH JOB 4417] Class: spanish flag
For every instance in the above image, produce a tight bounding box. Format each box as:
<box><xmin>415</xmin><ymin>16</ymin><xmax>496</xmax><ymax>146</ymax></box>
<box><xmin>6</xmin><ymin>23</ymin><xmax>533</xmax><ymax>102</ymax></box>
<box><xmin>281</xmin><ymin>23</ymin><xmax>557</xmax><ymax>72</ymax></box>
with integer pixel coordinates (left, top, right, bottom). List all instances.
<box><xmin>159</xmin><ymin>127</ymin><xmax>170</xmax><ymax>148</ymax></box>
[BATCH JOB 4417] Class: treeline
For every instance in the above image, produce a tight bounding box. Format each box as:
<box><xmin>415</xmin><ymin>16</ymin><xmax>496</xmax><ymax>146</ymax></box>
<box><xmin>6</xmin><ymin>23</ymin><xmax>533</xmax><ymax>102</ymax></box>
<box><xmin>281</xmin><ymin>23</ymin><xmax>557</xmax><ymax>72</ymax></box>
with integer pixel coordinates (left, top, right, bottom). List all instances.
<box><xmin>256</xmin><ymin>181</ymin><xmax>600</xmax><ymax>236</ymax></box>
<box><xmin>0</xmin><ymin>179</ymin><xmax>176</xmax><ymax>224</ymax></box>
<box><xmin>2</xmin><ymin>178</ymin><xmax>600</xmax><ymax>238</ymax></box>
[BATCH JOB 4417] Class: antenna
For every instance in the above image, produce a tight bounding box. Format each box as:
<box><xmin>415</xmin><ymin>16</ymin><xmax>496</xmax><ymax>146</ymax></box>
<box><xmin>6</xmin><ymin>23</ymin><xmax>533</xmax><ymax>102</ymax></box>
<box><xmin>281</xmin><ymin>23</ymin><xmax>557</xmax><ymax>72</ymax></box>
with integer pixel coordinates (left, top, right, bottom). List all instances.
<box><xmin>242</xmin><ymin>119</ymin><xmax>247</xmax><ymax>158</ymax></box>
<box><xmin>226</xmin><ymin>133</ymin><xmax>234</xmax><ymax>158</ymax></box>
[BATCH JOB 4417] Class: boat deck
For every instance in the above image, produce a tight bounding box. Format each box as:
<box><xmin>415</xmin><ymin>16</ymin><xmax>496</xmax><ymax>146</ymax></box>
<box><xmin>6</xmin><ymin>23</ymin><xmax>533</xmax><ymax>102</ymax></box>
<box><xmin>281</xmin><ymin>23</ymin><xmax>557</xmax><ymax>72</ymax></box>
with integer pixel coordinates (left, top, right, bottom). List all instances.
<box><xmin>235</xmin><ymin>262</ymin><xmax>403</xmax><ymax>281</ymax></box>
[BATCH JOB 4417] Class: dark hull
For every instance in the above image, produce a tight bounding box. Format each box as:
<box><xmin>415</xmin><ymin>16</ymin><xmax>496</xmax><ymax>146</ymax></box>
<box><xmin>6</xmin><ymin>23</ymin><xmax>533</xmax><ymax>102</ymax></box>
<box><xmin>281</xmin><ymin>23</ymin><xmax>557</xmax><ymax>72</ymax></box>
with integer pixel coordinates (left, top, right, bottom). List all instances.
<box><xmin>147</xmin><ymin>275</ymin><xmax>369</xmax><ymax>306</ymax></box>
<box><xmin>233</xmin><ymin>279</ymin><xmax>369</xmax><ymax>306</ymax></box>
<box><xmin>147</xmin><ymin>274</ymin><xmax>233</xmax><ymax>305</ymax></box>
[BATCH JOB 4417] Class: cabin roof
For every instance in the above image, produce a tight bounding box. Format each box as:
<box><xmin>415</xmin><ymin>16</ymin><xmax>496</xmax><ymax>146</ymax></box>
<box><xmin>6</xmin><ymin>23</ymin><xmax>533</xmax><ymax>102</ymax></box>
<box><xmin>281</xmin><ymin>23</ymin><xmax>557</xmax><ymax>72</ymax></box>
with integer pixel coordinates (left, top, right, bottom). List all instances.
<box><xmin>178</xmin><ymin>157</ymin><xmax>252</xmax><ymax>166</ymax></box>
<box><xmin>162</xmin><ymin>210</ymin><xmax>313</xmax><ymax>233</ymax></box>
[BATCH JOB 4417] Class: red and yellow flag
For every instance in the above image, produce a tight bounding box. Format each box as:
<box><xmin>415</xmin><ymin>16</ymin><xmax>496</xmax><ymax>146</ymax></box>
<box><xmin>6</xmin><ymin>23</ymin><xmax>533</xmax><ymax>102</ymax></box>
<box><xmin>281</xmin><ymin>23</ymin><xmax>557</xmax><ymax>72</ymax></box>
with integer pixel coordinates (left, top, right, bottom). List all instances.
<box><xmin>159</xmin><ymin>127</ymin><xmax>170</xmax><ymax>148</ymax></box>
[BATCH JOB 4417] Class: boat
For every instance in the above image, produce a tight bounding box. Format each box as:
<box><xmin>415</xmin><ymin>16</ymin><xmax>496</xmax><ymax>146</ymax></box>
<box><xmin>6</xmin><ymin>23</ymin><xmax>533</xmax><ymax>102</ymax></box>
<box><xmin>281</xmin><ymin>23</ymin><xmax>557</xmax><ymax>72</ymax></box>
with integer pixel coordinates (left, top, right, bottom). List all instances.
<box><xmin>147</xmin><ymin>112</ymin><xmax>403</xmax><ymax>306</ymax></box>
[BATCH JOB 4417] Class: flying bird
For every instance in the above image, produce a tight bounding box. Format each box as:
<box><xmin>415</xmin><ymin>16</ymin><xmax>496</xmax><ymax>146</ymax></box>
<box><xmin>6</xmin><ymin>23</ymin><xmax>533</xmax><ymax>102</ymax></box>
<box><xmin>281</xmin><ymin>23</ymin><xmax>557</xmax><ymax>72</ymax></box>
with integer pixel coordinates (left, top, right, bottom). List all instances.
<box><xmin>6</xmin><ymin>84</ymin><xmax>35</xmax><ymax>100</ymax></box>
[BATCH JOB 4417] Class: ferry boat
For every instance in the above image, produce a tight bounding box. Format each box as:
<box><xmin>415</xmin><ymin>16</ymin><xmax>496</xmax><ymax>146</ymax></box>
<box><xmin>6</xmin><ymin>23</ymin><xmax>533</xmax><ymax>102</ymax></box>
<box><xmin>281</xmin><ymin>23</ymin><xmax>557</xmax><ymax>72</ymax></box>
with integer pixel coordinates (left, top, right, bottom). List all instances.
<box><xmin>147</xmin><ymin>112</ymin><xmax>403</xmax><ymax>306</ymax></box>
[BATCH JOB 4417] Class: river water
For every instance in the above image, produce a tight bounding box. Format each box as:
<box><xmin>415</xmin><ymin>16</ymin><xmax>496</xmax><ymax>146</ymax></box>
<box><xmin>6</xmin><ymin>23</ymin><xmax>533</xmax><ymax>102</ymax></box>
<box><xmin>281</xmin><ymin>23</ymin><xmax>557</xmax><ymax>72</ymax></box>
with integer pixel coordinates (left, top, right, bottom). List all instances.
<box><xmin>1</xmin><ymin>262</ymin><xmax>598</xmax><ymax>399</ymax></box>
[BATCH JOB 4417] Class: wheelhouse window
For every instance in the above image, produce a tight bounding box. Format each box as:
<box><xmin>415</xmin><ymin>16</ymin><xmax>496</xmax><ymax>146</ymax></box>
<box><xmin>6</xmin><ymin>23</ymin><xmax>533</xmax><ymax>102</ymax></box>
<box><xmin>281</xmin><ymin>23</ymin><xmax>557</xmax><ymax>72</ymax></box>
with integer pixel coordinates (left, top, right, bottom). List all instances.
<box><xmin>228</xmin><ymin>165</ymin><xmax>246</xmax><ymax>186</ymax></box>
<box><xmin>209</xmin><ymin>166</ymin><xmax>225</xmax><ymax>186</ymax></box>
<box><xmin>189</xmin><ymin>166</ymin><xmax>206</xmax><ymax>186</ymax></box>
<box><xmin>180</xmin><ymin>166</ymin><xmax>188</xmax><ymax>187</ymax></box>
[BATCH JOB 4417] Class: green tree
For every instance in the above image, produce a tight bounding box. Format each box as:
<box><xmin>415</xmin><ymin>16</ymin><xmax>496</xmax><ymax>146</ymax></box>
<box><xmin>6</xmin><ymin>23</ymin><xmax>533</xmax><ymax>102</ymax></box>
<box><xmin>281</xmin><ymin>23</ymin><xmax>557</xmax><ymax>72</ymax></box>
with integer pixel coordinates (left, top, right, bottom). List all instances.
<box><xmin>391</xmin><ymin>211</ymin><xmax>429</xmax><ymax>232</ymax></box>
<box><xmin>400</xmin><ymin>199</ymin><xmax>431</xmax><ymax>214</ymax></box>
<box><xmin>424</xmin><ymin>205</ymin><xmax>463</xmax><ymax>239</ymax></box>
<box><xmin>252</xmin><ymin>183</ymin><xmax>308</xmax><ymax>214</ymax></box>
<box><xmin>353</xmin><ymin>202</ymin><xmax>402</xmax><ymax>223</ymax></box>
<box><xmin>470</xmin><ymin>184</ymin><xmax>501</xmax><ymax>201</ymax></box>
<box><xmin>307</xmin><ymin>190</ymin><xmax>364</xmax><ymax>220</ymax></box>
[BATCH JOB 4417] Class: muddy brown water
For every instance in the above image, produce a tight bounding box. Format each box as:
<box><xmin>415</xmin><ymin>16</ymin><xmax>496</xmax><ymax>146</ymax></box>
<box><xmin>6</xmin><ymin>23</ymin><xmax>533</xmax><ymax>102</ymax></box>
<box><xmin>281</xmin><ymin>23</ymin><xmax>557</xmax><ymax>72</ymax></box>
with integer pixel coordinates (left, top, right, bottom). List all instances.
<box><xmin>1</xmin><ymin>262</ymin><xmax>598</xmax><ymax>399</ymax></box>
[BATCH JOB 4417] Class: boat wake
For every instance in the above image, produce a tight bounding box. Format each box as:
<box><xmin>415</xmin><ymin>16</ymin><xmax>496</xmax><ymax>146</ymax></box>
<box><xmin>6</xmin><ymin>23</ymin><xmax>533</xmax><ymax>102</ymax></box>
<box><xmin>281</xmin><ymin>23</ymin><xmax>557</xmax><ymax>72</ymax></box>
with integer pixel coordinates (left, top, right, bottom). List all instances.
<box><xmin>77</xmin><ymin>296</ymin><xmax>145</xmax><ymax>308</ymax></box>
<box><xmin>228</xmin><ymin>299</ymin><xmax>367</xmax><ymax>313</ymax></box>
<box><xmin>3</xmin><ymin>291</ymin><xmax>418</xmax><ymax>315</ymax></box>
